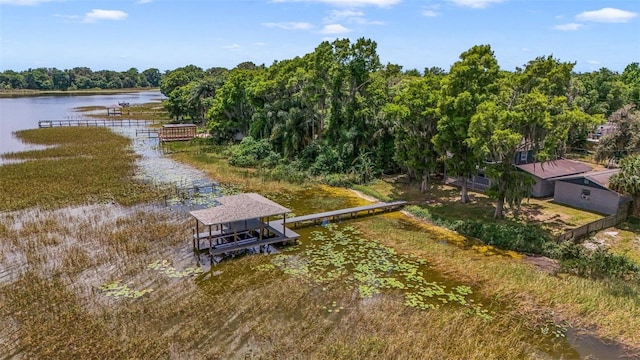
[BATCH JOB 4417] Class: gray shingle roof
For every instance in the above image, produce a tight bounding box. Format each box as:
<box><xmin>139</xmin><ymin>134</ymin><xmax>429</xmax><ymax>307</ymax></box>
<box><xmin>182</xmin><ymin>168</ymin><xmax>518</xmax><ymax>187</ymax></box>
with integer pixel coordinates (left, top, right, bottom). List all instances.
<box><xmin>554</xmin><ymin>168</ymin><xmax>620</xmax><ymax>189</ymax></box>
<box><xmin>189</xmin><ymin>193</ymin><xmax>291</xmax><ymax>226</ymax></box>
<box><xmin>515</xmin><ymin>159</ymin><xmax>593</xmax><ymax>180</ymax></box>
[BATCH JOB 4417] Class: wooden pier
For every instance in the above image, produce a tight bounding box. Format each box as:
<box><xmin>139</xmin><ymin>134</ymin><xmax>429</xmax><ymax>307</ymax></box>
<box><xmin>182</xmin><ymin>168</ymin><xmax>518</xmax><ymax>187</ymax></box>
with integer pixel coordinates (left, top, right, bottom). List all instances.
<box><xmin>190</xmin><ymin>194</ymin><xmax>406</xmax><ymax>259</ymax></box>
<box><xmin>269</xmin><ymin>201</ymin><xmax>408</xmax><ymax>228</ymax></box>
<box><xmin>136</xmin><ymin>128</ymin><xmax>160</xmax><ymax>138</ymax></box>
<box><xmin>39</xmin><ymin>119</ymin><xmax>164</xmax><ymax>128</ymax></box>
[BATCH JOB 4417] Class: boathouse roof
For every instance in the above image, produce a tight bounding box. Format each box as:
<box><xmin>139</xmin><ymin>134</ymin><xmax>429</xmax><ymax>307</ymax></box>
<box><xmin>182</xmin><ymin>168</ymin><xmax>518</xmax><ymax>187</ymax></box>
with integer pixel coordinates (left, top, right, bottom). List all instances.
<box><xmin>189</xmin><ymin>193</ymin><xmax>291</xmax><ymax>226</ymax></box>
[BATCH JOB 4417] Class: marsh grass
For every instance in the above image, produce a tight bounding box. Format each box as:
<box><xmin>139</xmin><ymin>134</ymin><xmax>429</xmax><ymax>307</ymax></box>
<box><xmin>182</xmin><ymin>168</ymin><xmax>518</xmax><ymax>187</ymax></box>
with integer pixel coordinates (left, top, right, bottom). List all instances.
<box><xmin>0</xmin><ymin>199</ymin><xmax>576</xmax><ymax>359</ymax></box>
<box><xmin>358</xmin><ymin>214</ymin><xmax>640</xmax><ymax>350</ymax></box>
<box><xmin>0</xmin><ymin>127</ymin><xmax>164</xmax><ymax>211</ymax></box>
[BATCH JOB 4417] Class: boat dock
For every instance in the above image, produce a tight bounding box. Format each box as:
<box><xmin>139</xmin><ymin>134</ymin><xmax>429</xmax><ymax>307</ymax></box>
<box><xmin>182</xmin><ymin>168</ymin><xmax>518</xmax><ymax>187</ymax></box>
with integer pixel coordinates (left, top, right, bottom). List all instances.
<box><xmin>190</xmin><ymin>194</ymin><xmax>407</xmax><ymax>259</ymax></box>
<box><xmin>39</xmin><ymin>119</ymin><xmax>164</xmax><ymax>128</ymax></box>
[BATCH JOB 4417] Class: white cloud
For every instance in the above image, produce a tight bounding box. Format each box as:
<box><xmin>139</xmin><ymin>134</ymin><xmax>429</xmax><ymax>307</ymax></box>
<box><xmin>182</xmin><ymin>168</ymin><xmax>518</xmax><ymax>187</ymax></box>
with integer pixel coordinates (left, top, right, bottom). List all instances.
<box><xmin>576</xmin><ymin>7</ymin><xmax>637</xmax><ymax>23</ymax></box>
<box><xmin>422</xmin><ymin>10</ymin><xmax>440</xmax><ymax>17</ymax></box>
<box><xmin>272</xmin><ymin>0</ymin><xmax>400</xmax><ymax>7</ymax></box>
<box><xmin>254</xmin><ymin>42</ymin><xmax>267</xmax><ymax>46</ymax></box>
<box><xmin>262</xmin><ymin>21</ymin><xmax>314</xmax><ymax>30</ymax></box>
<box><xmin>83</xmin><ymin>9</ymin><xmax>128</xmax><ymax>23</ymax></box>
<box><xmin>587</xmin><ymin>60</ymin><xmax>600</xmax><ymax>65</ymax></box>
<box><xmin>554</xmin><ymin>23</ymin><xmax>583</xmax><ymax>31</ymax></box>
<box><xmin>224</xmin><ymin>44</ymin><xmax>241</xmax><ymax>50</ymax></box>
<box><xmin>323</xmin><ymin>9</ymin><xmax>384</xmax><ymax>25</ymax></box>
<box><xmin>446</xmin><ymin>0</ymin><xmax>503</xmax><ymax>9</ymax></box>
<box><xmin>324</xmin><ymin>9</ymin><xmax>364</xmax><ymax>22</ymax></box>
<box><xmin>137</xmin><ymin>0</ymin><xmax>153</xmax><ymax>4</ymax></box>
<box><xmin>320</xmin><ymin>24</ymin><xmax>351</xmax><ymax>34</ymax></box>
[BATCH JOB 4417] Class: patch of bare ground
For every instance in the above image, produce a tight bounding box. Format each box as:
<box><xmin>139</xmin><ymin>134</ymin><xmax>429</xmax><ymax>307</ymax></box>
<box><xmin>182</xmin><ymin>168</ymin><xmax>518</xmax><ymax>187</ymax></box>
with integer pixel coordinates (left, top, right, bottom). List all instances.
<box><xmin>521</xmin><ymin>255</ymin><xmax>561</xmax><ymax>274</ymax></box>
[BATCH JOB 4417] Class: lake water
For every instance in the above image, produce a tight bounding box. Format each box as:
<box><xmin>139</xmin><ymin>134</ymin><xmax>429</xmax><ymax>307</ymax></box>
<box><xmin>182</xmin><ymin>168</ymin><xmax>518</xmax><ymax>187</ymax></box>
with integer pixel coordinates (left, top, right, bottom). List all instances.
<box><xmin>0</xmin><ymin>91</ymin><xmax>163</xmax><ymax>154</ymax></box>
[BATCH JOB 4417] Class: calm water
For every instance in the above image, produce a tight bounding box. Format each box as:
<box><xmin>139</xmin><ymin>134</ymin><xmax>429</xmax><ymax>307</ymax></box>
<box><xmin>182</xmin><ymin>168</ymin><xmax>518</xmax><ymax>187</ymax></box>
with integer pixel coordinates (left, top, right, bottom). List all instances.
<box><xmin>0</xmin><ymin>91</ymin><xmax>163</xmax><ymax>154</ymax></box>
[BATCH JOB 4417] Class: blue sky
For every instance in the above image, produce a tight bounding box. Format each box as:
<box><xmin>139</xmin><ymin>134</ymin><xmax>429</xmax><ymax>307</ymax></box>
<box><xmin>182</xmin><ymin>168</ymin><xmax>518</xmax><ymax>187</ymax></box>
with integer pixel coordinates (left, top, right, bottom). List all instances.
<box><xmin>1</xmin><ymin>0</ymin><xmax>638</xmax><ymax>73</ymax></box>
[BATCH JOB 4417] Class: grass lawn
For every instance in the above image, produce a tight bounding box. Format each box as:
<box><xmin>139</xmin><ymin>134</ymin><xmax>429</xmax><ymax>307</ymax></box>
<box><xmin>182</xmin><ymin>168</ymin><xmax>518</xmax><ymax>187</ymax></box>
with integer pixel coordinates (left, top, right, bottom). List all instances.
<box><xmin>353</xmin><ymin>175</ymin><xmax>604</xmax><ymax>237</ymax></box>
<box><xmin>592</xmin><ymin>218</ymin><xmax>640</xmax><ymax>265</ymax></box>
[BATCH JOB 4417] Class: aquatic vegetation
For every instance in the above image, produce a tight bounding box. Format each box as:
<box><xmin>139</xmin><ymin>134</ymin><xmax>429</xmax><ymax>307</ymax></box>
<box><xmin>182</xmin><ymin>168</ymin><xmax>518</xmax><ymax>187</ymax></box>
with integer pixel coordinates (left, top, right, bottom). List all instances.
<box><xmin>147</xmin><ymin>259</ymin><xmax>203</xmax><ymax>278</ymax></box>
<box><xmin>258</xmin><ymin>224</ymin><xmax>491</xmax><ymax>319</ymax></box>
<box><xmin>0</xmin><ymin>127</ymin><xmax>163</xmax><ymax>211</ymax></box>
<box><xmin>98</xmin><ymin>280</ymin><xmax>153</xmax><ymax>299</ymax></box>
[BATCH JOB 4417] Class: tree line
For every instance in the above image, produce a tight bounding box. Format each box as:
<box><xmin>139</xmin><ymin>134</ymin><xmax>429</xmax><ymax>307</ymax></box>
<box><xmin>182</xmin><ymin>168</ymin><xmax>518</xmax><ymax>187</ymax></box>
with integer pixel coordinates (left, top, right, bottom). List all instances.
<box><xmin>158</xmin><ymin>39</ymin><xmax>639</xmax><ymax>218</ymax></box>
<box><xmin>0</xmin><ymin>67</ymin><xmax>162</xmax><ymax>90</ymax></box>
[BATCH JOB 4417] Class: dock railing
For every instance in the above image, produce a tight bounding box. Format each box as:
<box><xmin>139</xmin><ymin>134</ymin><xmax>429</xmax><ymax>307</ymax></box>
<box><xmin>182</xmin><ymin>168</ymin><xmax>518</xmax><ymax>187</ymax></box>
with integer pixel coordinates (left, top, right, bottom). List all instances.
<box><xmin>38</xmin><ymin>119</ymin><xmax>164</xmax><ymax>128</ymax></box>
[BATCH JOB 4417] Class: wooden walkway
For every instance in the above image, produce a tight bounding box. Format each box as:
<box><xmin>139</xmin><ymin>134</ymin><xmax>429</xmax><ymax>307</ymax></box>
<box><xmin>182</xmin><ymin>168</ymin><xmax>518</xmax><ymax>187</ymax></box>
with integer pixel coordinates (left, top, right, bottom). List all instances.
<box><xmin>269</xmin><ymin>201</ymin><xmax>407</xmax><ymax>229</ymax></box>
<box><xmin>136</xmin><ymin>129</ymin><xmax>160</xmax><ymax>137</ymax></box>
<box><xmin>38</xmin><ymin>119</ymin><xmax>164</xmax><ymax>128</ymax></box>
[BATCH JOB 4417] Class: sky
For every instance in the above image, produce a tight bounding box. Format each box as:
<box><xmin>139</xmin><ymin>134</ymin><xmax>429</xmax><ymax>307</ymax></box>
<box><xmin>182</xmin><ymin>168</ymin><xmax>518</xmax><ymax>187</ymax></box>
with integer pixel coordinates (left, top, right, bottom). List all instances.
<box><xmin>0</xmin><ymin>0</ymin><xmax>638</xmax><ymax>73</ymax></box>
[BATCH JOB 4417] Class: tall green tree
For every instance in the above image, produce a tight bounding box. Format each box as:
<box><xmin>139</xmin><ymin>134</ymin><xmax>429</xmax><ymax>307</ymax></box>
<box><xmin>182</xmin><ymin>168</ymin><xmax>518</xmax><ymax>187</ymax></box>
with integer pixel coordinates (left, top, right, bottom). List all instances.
<box><xmin>595</xmin><ymin>104</ymin><xmax>640</xmax><ymax>166</ymax></box>
<box><xmin>385</xmin><ymin>73</ymin><xmax>442</xmax><ymax>192</ymax></box>
<box><xmin>610</xmin><ymin>155</ymin><xmax>640</xmax><ymax>216</ymax></box>
<box><xmin>432</xmin><ymin>44</ymin><xmax>500</xmax><ymax>203</ymax></box>
<box><xmin>469</xmin><ymin>56</ymin><xmax>599</xmax><ymax>218</ymax></box>
<box><xmin>207</xmin><ymin>67</ymin><xmax>260</xmax><ymax>141</ymax></box>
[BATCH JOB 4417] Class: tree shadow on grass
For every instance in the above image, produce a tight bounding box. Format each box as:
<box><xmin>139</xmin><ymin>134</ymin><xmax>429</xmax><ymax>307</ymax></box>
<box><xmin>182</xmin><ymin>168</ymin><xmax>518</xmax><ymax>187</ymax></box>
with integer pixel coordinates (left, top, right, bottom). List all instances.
<box><xmin>379</xmin><ymin>176</ymin><xmax>575</xmax><ymax>238</ymax></box>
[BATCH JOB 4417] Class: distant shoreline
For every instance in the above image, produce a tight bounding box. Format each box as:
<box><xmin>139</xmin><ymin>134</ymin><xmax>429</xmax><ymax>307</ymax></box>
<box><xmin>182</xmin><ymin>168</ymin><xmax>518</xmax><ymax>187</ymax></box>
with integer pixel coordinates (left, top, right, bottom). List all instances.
<box><xmin>0</xmin><ymin>87</ymin><xmax>159</xmax><ymax>98</ymax></box>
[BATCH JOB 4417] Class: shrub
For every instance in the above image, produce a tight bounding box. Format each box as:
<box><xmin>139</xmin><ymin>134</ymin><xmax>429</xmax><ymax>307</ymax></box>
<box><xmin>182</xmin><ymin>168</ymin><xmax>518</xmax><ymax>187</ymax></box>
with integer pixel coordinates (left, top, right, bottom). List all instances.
<box><xmin>559</xmin><ymin>244</ymin><xmax>640</xmax><ymax>281</ymax></box>
<box><xmin>228</xmin><ymin>136</ymin><xmax>277</xmax><ymax>167</ymax></box>
<box><xmin>322</xmin><ymin>173</ymin><xmax>353</xmax><ymax>187</ymax></box>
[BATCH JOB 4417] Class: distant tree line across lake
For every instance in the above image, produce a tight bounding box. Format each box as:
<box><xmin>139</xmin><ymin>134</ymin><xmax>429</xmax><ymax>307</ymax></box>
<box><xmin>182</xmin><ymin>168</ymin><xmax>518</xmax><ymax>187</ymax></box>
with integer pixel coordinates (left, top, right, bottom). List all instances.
<box><xmin>0</xmin><ymin>67</ymin><xmax>162</xmax><ymax>90</ymax></box>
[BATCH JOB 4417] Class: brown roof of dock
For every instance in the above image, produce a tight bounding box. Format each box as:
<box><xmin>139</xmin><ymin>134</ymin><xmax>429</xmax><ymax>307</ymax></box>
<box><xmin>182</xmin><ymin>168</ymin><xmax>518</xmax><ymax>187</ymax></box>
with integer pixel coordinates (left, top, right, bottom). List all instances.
<box><xmin>189</xmin><ymin>193</ymin><xmax>291</xmax><ymax>226</ymax></box>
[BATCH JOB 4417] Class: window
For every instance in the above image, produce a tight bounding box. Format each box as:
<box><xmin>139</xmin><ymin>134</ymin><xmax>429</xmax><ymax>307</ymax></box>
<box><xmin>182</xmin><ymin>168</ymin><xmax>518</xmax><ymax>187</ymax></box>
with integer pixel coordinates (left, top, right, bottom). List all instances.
<box><xmin>519</xmin><ymin>151</ymin><xmax>528</xmax><ymax>162</ymax></box>
<box><xmin>581</xmin><ymin>189</ymin><xmax>591</xmax><ymax>200</ymax></box>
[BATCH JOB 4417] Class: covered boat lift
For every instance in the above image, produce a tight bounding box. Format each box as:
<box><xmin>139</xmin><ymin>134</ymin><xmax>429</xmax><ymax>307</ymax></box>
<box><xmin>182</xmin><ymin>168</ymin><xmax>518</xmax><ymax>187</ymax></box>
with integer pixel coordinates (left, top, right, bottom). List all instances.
<box><xmin>190</xmin><ymin>193</ymin><xmax>299</xmax><ymax>256</ymax></box>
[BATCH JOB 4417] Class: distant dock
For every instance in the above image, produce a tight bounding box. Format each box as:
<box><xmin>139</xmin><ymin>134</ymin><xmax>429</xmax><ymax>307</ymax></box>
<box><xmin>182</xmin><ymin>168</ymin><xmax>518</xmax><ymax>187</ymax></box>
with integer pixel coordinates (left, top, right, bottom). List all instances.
<box><xmin>38</xmin><ymin>119</ymin><xmax>164</xmax><ymax>128</ymax></box>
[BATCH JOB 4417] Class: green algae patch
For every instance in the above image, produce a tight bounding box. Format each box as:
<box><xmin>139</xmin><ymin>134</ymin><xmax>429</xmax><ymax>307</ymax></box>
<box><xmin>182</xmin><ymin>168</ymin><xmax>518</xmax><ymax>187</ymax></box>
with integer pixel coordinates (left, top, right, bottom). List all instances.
<box><xmin>147</xmin><ymin>259</ymin><xmax>204</xmax><ymax>278</ymax></box>
<box><xmin>98</xmin><ymin>280</ymin><xmax>153</xmax><ymax>299</ymax></box>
